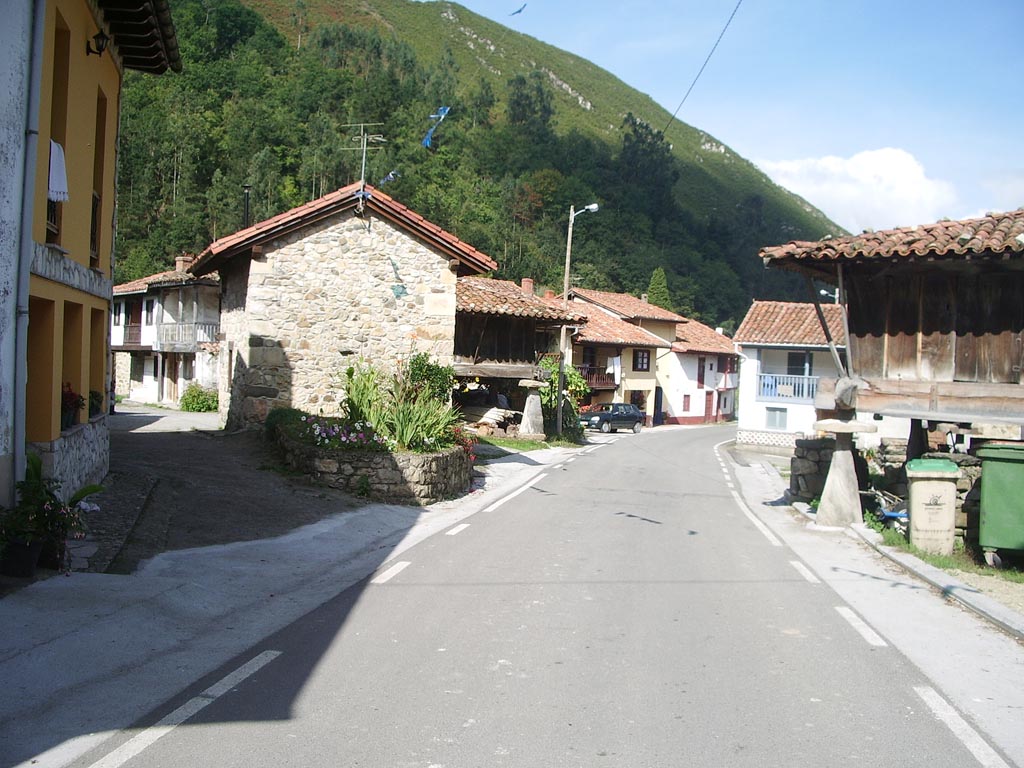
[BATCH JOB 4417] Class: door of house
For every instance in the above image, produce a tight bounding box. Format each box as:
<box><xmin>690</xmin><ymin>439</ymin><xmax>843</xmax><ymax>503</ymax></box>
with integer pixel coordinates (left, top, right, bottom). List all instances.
<box><xmin>704</xmin><ymin>391</ymin><xmax>714</xmax><ymax>422</ymax></box>
<box><xmin>653</xmin><ymin>386</ymin><xmax>664</xmax><ymax>425</ymax></box>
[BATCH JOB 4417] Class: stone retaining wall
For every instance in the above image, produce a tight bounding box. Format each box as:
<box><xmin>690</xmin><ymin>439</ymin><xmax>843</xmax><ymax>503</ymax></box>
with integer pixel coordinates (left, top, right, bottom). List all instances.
<box><xmin>30</xmin><ymin>415</ymin><xmax>109</xmax><ymax>500</ymax></box>
<box><xmin>275</xmin><ymin>432</ymin><xmax>471</xmax><ymax>505</ymax></box>
<box><xmin>789</xmin><ymin>437</ymin><xmax>835</xmax><ymax>501</ymax></box>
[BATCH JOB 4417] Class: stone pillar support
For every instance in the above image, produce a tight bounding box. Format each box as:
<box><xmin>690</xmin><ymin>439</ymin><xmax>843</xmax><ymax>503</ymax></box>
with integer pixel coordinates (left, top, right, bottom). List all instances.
<box><xmin>518</xmin><ymin>378</ymin><xmax>547</xmax><ymax>440</ymax></box>
<box><xmin>813</xmin><ymin>418</ymin><xmax>877</xmax><ymax>527</ymax></box>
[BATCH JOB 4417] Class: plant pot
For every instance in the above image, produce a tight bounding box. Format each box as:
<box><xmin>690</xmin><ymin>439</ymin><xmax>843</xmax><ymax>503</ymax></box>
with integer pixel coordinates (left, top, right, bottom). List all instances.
<box><xmin>1</xmin><ymin>539</ymin><xmax>44</xmax><ymax>578</ymax></box>
<box><xmin>38</xmin><ymin>538</ymin><xmax>65</xmax><ymax>571</ymax></box>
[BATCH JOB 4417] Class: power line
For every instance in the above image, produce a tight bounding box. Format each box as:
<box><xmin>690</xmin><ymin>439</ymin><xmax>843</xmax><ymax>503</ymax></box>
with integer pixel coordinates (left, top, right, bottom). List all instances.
<box><xmin>662</xmin><ymin>0</ymin><xmax>743</xmax><ymax>134</ymax></box>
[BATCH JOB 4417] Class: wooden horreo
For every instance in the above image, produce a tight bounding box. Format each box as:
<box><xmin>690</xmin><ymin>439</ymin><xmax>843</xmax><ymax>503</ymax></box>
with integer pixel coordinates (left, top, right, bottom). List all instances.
<box><xmin>761</xmin><ymin>210</ymin><xmax>1024</xmax><ymax>428</ymax></box>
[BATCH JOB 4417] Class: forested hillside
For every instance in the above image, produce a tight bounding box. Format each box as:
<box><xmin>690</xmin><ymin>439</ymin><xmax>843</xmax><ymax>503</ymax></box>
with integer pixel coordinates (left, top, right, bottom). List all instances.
<box><xmin>116</xmin><ymin>0</ymin><xmax>839</xmax><ymax>328</ymax></box>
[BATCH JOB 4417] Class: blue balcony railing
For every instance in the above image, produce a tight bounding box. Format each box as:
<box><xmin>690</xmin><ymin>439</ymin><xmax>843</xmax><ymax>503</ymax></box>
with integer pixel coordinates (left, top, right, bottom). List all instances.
<box><xmin>757</xmin><ymin>373</ymin><xmax>818</xmax><ymax>403</ymax></box>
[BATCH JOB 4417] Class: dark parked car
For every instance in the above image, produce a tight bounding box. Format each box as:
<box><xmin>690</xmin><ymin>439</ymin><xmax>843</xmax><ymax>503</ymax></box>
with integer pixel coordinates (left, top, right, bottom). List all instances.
<box><xmin>580</xmin><ymin>403</ymin><xmax>644</xmax><ymax>433</ymax></box>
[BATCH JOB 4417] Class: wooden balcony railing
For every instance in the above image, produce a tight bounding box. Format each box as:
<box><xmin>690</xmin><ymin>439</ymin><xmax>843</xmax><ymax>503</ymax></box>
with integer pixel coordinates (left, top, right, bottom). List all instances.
<box><xmin>576</xmin><ymin>364</ymin><xmax>617</xmax><ymax>390</ymax></box>
<box><xmin>156</xmin><ymin>322</ymin><xmax>219</xmax><ymax>350</ymax></box>
<box><xmin>123</xmin><ymin>324</ymin><xmax>142</xmax><ymax>345</ymax></box>
<box><xmin>757</xmin><ymin>373</ymin><xmax>819</xmax><ymax>403</ymax></box>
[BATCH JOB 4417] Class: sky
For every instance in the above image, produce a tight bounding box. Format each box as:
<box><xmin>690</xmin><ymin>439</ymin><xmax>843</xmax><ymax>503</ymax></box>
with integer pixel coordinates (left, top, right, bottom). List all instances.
<box><xmin>424</xmin><ymin>0</ymin><xmax>1023</xmax><ymax>234</ymax></box>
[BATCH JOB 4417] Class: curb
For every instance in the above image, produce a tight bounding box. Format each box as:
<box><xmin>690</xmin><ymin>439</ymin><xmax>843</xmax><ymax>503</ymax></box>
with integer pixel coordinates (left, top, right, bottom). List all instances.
<box><xmin>752</xmin><ymin>455</ymin><xmax>1024</xmax><ymax>643</ymax></box>
<box><xmin>847</xmin><ymin>524</ymin><xmax>1024</xmax><ymax>643</ymax></box>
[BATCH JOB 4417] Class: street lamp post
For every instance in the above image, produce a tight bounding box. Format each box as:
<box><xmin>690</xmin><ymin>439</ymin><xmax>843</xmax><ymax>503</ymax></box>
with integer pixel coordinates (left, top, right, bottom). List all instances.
<box><xmin>556</xmin><ymin>202</ymin><xmax>598</xmax><ymax>434</ymax></box>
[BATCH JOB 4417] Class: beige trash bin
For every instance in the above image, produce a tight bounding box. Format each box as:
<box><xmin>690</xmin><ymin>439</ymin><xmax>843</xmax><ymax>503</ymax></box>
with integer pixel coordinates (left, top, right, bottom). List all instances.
<box><xmin>905</xmin><ymin>458</ymin><xmax>961</xmax><ymax>555</ymax></box>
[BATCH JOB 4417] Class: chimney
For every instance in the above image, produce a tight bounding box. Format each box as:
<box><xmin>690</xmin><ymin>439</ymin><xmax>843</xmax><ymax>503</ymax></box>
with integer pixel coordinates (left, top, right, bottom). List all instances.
<box><xmin>715</xmin><ymin>327</ymin><xmax>724</xmax><ymax>335</ymax></box>
<box><xmin>641</xmin><ymin>293</ymin><xmax>649</xmax><ymax>303</ymax></box>
<box><xmin>175</xmin><ymin>253</ymin><xmax>195</xmax><ymax>272</ymax></box>
<box><xmin>521</xmin><ymin>277</ymin><xmax>535</xmax><ymax>295</ymax></box>
<box><xmin>544</xmin><ymin>289</ymin><xmax>555</xmax><ymax>299</ymax></box>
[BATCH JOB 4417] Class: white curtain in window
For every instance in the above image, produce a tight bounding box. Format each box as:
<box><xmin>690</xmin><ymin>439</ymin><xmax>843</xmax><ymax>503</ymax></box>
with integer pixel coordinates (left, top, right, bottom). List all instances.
<box><xmin>48</xmin><ymin>140</ymin><xmax>69</xmax><ymax>202</ymax></box>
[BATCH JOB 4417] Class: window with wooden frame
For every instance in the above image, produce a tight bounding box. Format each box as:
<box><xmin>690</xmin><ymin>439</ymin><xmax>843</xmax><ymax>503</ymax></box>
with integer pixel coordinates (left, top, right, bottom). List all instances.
<box><xmin>697</xmin><ymin>356</ymin><xmax>706</xmax><ymax>387</ymax></box>
<box><xmin>632</xmin><ymin>348</ymin><xmax>650</xmax><ymax>372</ymax></box>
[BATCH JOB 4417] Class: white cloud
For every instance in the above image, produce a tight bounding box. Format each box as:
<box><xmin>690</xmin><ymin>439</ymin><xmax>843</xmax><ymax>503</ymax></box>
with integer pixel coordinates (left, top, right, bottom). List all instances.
<box><xmin>757</xmin><ymin>148</ymin><xmax>957</xmax><ymax>233</ymax></box>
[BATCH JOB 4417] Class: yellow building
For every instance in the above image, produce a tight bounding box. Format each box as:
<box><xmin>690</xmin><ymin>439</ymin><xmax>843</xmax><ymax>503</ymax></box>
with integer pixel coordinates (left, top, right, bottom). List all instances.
<box><xmin>1</xmin><ymin>0</ymin><xmax>180</xmax><ymax>506</ymax></box>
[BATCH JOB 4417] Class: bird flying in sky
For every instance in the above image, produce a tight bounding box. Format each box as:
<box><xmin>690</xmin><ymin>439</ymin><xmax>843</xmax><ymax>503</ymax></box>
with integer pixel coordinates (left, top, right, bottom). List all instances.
<box><xmin>510</xmin><ymin>3</ymin><xmax>526</xmax><ymax>15</ymax></box>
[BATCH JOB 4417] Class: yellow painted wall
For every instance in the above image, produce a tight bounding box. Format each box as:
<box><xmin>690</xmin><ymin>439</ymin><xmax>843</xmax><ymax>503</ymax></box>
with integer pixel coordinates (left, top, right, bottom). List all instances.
<box><xmin>33</xmin><ymin>0</ymin><xmax>120</xmax><ymax>274</ymax></box>
<box><xmin>25</xmin><ymin>0</ymin><xmax>120</xmax><ymax>443</ymax></box>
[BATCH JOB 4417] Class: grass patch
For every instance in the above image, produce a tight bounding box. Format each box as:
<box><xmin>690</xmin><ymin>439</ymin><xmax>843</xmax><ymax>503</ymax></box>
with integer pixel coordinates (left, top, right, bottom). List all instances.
<box><xmin>477</xmin><ymin>436</ymin><xmax>551</xmax><ymax>453</ymax></box>
<box><xmin>865</xmin><ymin>513</ymin><xmax>1024</xmax><ymax>583</ymax></box>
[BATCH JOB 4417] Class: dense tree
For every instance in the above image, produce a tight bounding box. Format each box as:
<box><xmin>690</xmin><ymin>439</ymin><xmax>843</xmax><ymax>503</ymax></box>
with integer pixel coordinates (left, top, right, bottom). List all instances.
<box><xmin>646</xmin><ymin>268</ymin><xmax>672</xmax><ymax>311</ymax></box>
<box><xmin>113</xmin><ymin>3</ymin><xmax>810</xmax><ymax>326</ymax></box>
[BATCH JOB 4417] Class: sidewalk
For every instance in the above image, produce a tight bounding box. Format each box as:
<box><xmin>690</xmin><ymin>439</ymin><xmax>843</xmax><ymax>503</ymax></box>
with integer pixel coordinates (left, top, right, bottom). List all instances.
<box><xmin>728</xmin><ymin>445</ymin><xmax>1024</xmax><ymax>642</ymax></box>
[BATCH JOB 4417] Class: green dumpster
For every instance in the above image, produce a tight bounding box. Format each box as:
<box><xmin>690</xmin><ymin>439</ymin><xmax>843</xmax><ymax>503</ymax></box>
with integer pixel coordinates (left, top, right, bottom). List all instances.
<box><xmin>976</xmin><ymin>443</ymin><xmax>1024</xmax><ymax>567</ymax></box>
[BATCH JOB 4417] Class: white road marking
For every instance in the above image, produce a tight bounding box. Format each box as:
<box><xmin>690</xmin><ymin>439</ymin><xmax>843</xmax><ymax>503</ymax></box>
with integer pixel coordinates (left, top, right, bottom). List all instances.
<box><xmin>790</xmin><ymin>560</ymin><xmax>821</xmax><ymax>584</ymax></box>
<box><xmin>445</xmin><ymin>524</ymin><xmax>470</xmax><ymax>536</ymax></box>
<box><xmin>372</xmin><ymin>560</ymin><xmax>411</xmax><ymax>584</ymax></box>
<box><xmin>86</xmin><ymin>651</ymin><xmax>281</xmax><ymax>768</ymax></box>
<box><xmin>729</xmin><ymin>489</ymin><xmax>782</xmax><ymax>547</ymax></box>
<box><xmin>552</xmin><ymin>463</ymin><xmax>564</xmax><ymax>470</ymax></box>
<box><xmin>835</xmin><ymin>606</ymin><xmax>888</xmax><ymax>647</ymax></box>
<box><xmin>484</xmin><ymin>473</ymin><xmax>547</xmax><ymax>512</ymax></box>
<box><xmin>915</xmin><ymin>686</ymin><xmax>1009</xmax><ymax>768</ymax></box>
<box><xmin>565</xmin><ymin>457</ymin><xmax>576</xmax><ymax>463</ymax></box>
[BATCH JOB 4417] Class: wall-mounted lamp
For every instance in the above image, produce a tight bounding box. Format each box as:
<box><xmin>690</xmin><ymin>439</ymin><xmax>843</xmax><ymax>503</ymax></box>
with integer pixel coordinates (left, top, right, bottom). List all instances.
<box><xmin>86</xmin><ymin>30</ymin><xmax>110</xmax><ymax>57</ymax></box>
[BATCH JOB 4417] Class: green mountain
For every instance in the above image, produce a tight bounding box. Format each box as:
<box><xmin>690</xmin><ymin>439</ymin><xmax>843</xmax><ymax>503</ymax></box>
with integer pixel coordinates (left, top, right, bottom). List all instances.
<box><xmin>116</xmin><ymin>0</ymin><xmax>839</xmax><ymax>328</ymax></box>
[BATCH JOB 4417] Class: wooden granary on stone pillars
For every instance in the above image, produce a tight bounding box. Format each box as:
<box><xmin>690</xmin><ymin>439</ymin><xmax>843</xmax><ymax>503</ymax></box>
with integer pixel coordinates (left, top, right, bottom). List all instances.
<box><xmin>760</xmin><ymin>209</ymin><xmax>1024</xmax><ymax>525</ymax></box>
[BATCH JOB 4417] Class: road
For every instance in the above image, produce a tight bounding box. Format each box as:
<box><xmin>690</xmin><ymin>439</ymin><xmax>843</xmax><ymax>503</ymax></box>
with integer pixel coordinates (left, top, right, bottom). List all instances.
<box><xmin>67</xmin><ymin>425</ymin><xmax>1022</xmax><ymax>767</ymax></box>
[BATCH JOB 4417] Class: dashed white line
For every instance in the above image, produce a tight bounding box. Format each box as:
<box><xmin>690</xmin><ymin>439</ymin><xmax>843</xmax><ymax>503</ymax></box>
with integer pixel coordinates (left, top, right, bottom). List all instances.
<box><xmin>835</xmin><ymin>606</ymin><xmax>888</xmax><ymax>647</ymax></box>
<box><xmin>372</xmin><ymin>561</ymin><xmax>411</xmax><ymax>584</ymax></box>
<box><xmin>484</xmin><ymin>473</ymin><xmax>547</xmax><ymax>512</ymax></box>
<box><xmin>445</xmin><ymin>524</ymin><xmax>470</xmax><ymax>536</ymax></box>
<box><xmin>790</xmin><ymin>560</ymin><xmax>821</xmax><ymax>584</ymax></box>
<box><xmin>86</xmin><ymin>651</ymin><xmax>281</xmax><ymax>768</ymax></box>
<box><xmin>914</xmin><ymin>686</ymin><xmax>1009</xmax><ymax>768</ymax></box>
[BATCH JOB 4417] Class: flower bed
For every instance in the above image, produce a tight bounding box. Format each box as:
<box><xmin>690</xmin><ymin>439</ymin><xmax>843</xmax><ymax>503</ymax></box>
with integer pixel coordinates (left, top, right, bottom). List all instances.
<box><xmin>274</xmin><ymin>428</ymin><xmax>472</xmax><ymax>505</ymax></box>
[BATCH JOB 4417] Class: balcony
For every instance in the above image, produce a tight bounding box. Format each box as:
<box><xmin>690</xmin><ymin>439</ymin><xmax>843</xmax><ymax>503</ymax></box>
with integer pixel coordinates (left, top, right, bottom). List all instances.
<box><xmin>156</xmin><ymin>322</ymin><xmax>219</xmax><ymax>352</ymax></box>
<box><xmin>576</xmin><ymin>364</ymin><xmax>617</xmax><ymax>390</ymax></box>
<box><xmin>122</xmin><ymin>324</ymin><xmax>142</xmax><ymax>346</ymax></box>
<box><xmin>757</xmin><ymin>373</ymin><xmax>819</xmax><ymax>403</ymax></box>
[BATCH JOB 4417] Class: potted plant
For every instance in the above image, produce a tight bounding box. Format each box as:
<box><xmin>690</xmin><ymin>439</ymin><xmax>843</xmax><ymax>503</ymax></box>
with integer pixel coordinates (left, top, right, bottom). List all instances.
<box><xmin>0</xmin><ymin>453</ymin><xmax>101</xmax><ymax>576</ymax></box>
<box><xmin>61</xmin><ymin>382</ymin><xmax>85</xmax><ymax>429</ymax></box>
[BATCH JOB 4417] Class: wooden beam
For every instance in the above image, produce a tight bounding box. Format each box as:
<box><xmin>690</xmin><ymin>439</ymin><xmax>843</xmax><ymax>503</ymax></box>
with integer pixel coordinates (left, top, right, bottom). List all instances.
<box><xmin>453</xmin><ymin>362</ymin><xmax>538</xmax><ymax>379</ymax></box>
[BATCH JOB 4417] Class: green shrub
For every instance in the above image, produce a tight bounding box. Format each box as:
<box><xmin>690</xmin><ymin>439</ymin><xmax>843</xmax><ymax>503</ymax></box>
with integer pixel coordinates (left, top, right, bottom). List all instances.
<box><xmin>408</xmin><ymin>352</ymin><xmax>455</xmax><ymax>402</ymax></box>
<box><xmin>537</xmin><ymin>355</ymin><xmax>588</xmax><ymax>441</ymax></box>
<box><xmin>334</xmin><ymin>357</ymin><xmax>464</xmax><ymax>453</ymax></box>
<box><xmin>179</xmin><ymin>383</ymin><xmax>218</xmax><ymax>412</ymax></box>
<box><xmin>89</xmin><ymin>389</ymin><xmax>104</xmax><ymax>417</ymax></box>
<box><xmin>264</xmin><ymin>407</ymin><xmax>305</xmax><ymax>438</ymax></box>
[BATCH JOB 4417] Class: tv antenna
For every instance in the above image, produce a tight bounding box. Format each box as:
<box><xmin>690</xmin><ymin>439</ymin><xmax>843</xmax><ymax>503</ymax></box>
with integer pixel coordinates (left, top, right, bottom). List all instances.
<box><xmin>341</xmin><ymin>122</ymin><xmax>386</xmax><ymax>210</ymax></box>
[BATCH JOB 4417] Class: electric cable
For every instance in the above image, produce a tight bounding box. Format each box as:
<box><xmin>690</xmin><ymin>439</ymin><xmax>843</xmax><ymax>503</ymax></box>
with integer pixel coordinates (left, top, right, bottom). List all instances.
<box><xmin>662</xmin><ymin>0</ymin><xmax>743</xmax><ymax>134</ymax></box>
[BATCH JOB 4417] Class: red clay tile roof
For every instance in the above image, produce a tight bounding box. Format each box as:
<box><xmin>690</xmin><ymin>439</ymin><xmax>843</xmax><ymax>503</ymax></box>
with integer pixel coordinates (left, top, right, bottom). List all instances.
<box><xmin>733</xmin><ymin>301</ymin><xmax>846</xmax><ymax>347</ymax></box>
<box><xmin>114</xmin><ymin>269</ymin><xmax>218</xmax><ymax>296</ymax></box>
<box><xmin>573</xmin><ymin>305</ymin><xmax>671</xmax><ymax>348</ymax></box>
<box><xmin>761</xmin><ymin>209</ymin><xmax>1024</xmax><ymax>267</ymax></box>
<box><xmin>191</xmin><ymin>182</ymin><xmax>498</xmax><ymax>276</ymax></box>
<box><xmin>570</xmin><ymin>288</ymin><xmax>686</xmax><ymax>322</ymax></box>
<box><xmin>672</xmin><ymin>319</ymin><xmax>736</xmax><ymax>355</ymax></box>
<box><xmin>457</xmin><ymin>277</ymin><xmax>585</xmax><ymax>322</ymax></box>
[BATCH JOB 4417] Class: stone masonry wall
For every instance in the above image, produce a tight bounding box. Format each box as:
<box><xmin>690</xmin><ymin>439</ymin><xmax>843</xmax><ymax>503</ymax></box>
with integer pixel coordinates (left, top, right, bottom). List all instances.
<box><xmin>30</xmin><ymin>415</ymin><xmax>109</xmax><ymax>500</ymax></box>
<box><xmin>790</xmin><ymin>437</ymin><xmax>835</xmax><ymax>501</ymax></box>
<box><xmin>276</xmin><ymin>432</ymin><xmax>472</xmax><ymax>505</ymax></box>
<box><xmin>219</xmin><ymin>211</ymin><xmax>458</xmax><ymax>429</ymax></box>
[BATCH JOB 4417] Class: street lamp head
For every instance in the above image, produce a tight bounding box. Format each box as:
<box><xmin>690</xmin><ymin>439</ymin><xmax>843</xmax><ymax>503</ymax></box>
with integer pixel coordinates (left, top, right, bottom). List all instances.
<box><xmin>584</xmin><ymin>203</ymin><xmax>599</xmax><ymax>213</ymax></box>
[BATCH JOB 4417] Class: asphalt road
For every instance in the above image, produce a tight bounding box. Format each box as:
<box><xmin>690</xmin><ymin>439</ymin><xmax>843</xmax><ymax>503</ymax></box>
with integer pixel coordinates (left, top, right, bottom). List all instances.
<box><xmin>66</xmin><ymin>425</ymin><xmax>1020</xmax><ymax>767</ymax></box>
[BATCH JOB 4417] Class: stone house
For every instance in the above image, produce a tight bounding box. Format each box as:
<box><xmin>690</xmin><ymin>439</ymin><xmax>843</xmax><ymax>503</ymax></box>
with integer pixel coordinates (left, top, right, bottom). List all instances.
<box><xmin>111</xmin><ymin>255</ymin><xmax>220</xmax><ymax>406</ymax></box>
<box><xmin>0</xmin><ymin>0</ymin><xmax>180</xmax><ymax>504</ymax></box>
<box><xmin>188</xmin><ymin>183</ymin><xmax>497</xmax><ymax>429</ymax></box>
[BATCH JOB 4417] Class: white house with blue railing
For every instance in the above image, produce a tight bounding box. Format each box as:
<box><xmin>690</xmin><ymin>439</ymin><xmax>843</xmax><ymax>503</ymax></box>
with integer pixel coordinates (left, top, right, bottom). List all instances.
<box><xmin>733</xmin><ymin>301</ymin><xmax>846</xmax><ymax>449</ymax></box>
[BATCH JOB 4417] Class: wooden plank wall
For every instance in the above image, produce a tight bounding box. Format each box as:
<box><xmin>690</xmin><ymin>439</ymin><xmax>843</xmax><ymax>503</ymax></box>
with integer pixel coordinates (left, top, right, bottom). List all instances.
<box><xmin>454</xmin><ymin>315</ymin><xmax>538</xmax><ymax>364</ymax></box>
<box><xmin>848</xmin><ymin>267</ymin><xmax>1023</xmax><ymax>386</ymax></box>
